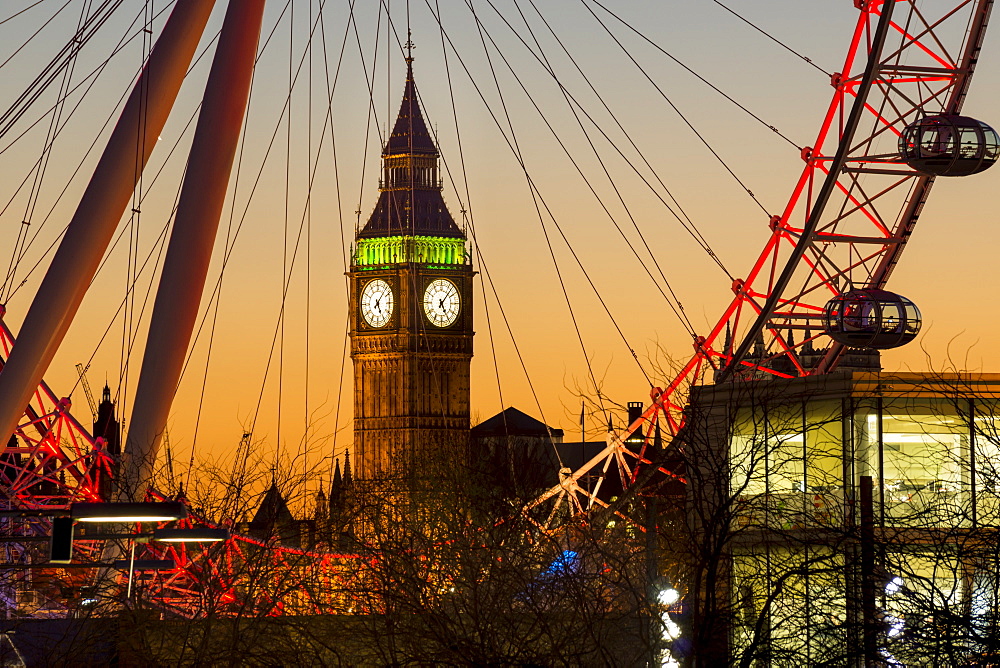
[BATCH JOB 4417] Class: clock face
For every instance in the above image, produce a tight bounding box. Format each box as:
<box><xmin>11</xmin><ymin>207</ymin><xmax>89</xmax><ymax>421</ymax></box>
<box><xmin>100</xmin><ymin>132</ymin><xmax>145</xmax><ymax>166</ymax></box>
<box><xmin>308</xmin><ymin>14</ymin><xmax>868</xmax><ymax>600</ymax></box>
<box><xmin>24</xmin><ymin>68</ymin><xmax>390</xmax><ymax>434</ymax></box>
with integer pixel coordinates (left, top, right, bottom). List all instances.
<box><xmin>423</xmin><ymin>278</ymin><xmax>460</xmax><ymax>327</ymax></box>
<box><xmin>360</xmin><ymin>279</ymin><xmax>394</xmax><ymax>328</ymax></box>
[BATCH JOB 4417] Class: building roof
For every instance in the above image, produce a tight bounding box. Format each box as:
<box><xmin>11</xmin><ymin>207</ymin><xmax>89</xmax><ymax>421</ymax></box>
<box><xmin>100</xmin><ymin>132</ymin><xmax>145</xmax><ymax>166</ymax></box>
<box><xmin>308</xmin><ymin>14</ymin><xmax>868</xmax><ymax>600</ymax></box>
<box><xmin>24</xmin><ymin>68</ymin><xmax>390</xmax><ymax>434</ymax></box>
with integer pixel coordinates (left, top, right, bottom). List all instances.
<box><xmin>471</xmin><ymin>407</ymin><xmax>565</xmax><ymax>439</ymax></box>
<box><xmin>358</xmin><ymin>189</ymin><xmax>463</xmax><ymax>239</ymax></box>
<box><xmin>358</xmin><ymin>59</ymin><xmax>463</xmax><ymax>240</ymax></box>
<box><xmin>249</xmin><ymin>481</ymin><xmax>295</xmax><ymax>530</ymax></box>
<box><xmin>384</xmin><ymin>60</ymin><xmax>436</xmax><ymax>156</ymax></box>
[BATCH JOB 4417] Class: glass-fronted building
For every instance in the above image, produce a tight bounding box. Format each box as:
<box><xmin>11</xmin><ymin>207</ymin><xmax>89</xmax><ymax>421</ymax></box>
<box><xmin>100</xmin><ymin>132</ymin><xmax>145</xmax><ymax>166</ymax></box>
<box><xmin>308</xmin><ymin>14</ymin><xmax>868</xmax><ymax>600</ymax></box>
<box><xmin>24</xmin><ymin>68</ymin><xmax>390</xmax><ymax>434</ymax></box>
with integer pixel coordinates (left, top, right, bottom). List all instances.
<box><xmin>687</xmin><ymin>372</ymin><xmax>1000</xmax><ymax>665</ymax></box>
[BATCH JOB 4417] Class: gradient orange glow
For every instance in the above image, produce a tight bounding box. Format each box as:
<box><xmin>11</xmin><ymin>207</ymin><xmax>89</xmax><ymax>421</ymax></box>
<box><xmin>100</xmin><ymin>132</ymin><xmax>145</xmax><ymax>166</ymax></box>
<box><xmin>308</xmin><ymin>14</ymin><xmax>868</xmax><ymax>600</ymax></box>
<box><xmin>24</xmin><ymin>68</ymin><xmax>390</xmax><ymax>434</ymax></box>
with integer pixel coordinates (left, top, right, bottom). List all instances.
<box><xmin>0</xmin><ymin>1</ymin><xmax>997</xmax><ymax>483</ymax></box>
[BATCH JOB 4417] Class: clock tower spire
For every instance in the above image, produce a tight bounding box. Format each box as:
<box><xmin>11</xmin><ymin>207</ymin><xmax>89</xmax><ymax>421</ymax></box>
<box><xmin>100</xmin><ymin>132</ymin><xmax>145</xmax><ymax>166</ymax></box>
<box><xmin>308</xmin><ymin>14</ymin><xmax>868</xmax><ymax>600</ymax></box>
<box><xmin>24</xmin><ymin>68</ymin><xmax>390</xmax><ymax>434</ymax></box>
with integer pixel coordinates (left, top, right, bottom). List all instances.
<box><xmin>349</xmin><ymin>58</ymin><xmax>473</xmax><ymax>485</ymax></box>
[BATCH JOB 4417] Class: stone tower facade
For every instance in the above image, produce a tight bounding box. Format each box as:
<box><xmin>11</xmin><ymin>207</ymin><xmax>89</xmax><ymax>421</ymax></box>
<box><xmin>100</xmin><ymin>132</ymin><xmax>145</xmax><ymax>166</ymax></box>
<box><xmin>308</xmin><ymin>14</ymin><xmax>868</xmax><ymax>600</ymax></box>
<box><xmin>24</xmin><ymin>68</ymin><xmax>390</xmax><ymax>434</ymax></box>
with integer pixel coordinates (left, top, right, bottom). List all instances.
<box><xmin>349</xmin><ymin>59</ymin><xmax>473</xmax><ymax>484</ymax></box>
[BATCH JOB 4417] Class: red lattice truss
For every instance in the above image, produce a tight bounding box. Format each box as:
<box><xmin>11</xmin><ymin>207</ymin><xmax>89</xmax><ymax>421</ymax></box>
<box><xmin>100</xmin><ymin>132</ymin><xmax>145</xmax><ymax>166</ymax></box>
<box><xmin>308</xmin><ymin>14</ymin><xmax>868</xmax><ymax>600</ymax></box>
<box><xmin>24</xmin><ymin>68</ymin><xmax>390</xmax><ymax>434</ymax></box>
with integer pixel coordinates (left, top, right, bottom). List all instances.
<box><xmin>0</xmin><ymin>0</ymin><xmax>993</xmax><ymax>596</ymax></box>
<box><xmin>0</xmin><ymin>317</ymin><xmax>357</xmax><ymax>616</ymax></box>
<box><xmin>532</xmin><ymin>0</ymin><xmax>995</xmax><ymax>523</ymax></box>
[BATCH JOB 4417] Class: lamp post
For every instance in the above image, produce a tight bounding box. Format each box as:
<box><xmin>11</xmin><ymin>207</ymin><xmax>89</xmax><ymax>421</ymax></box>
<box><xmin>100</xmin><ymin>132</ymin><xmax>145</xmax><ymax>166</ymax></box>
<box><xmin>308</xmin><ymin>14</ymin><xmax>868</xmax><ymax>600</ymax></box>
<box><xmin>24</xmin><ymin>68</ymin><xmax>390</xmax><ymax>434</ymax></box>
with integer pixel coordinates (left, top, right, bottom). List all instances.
<box><xmin>0</xmin><ymin>501</ymin><xmax>187</xmax><ymax>564</ymax></box>
<box><xmin>108</xmin><ymin>526</ymin><xmax>229</xmax><ymax>601</ymax></box>
<box><xmin>152</xmin><ymin>527</ymin><xmax>229</xmax><ymax>542</ymax></box>
<box><xmin>0</xmin><ymin>501</ymin><xmax>187</xmax><ymax>522</ymax></box>
<box><xmin>48</xmin><ymin>501</ymin><xmax>188</xmax><ymax>564</ymax></box>
<box><xmin>55</xmin><ymin>504</ymin><xmax>226</xmax><ymax>603</ymax></box>
<box><xmin>0</xmin><ymin>502</ymin><xmax>228</xmax><ymax>600</ymax></box>
<box><xmin>0</xmin><ymin>501</ymin><xmax>226</xmax><ymax>611</ymax></box>
<box><xmin>72</xmin><ymin>501</ymin><xmax>188</xmax><ymax>523</ymax></box>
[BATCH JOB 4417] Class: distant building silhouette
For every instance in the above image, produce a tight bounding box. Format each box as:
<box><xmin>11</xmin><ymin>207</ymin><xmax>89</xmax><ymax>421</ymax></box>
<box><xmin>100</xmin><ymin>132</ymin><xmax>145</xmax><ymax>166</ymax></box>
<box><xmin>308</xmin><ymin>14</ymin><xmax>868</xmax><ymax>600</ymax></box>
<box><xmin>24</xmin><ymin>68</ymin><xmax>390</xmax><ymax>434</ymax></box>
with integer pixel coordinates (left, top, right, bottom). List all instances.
<box><xmin>470</xmin><ymin>406</ymin><xmax>631</xmax><ymax>503</ymax></box>
<box><xmin>92</xmin><ymin>385</ymin><xmax>120</xmax><ymax>500</ymax></box>
<box><xmin>247</xmin><ymin>480</ymin><xmax>301</xmax><ymax>548</ymax></box>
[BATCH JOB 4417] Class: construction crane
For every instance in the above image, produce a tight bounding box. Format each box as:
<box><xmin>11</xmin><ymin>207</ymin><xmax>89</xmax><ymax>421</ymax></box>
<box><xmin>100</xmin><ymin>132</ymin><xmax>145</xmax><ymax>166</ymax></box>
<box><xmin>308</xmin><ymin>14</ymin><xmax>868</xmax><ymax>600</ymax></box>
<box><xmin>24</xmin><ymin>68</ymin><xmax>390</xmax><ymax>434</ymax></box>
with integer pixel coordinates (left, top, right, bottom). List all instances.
<box><xmin>75</xmin><ymin>363</ymin><xmax>97</xmax><ymax>422</ymax></box>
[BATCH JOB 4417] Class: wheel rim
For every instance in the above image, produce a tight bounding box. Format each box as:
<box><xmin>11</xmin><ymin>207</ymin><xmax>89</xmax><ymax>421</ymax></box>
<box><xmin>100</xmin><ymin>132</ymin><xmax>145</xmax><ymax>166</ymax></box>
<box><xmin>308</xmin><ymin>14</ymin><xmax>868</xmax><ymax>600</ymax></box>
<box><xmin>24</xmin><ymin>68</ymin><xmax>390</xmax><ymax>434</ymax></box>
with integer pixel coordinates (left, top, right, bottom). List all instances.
<box><xmin>536</xmin><ymin>0</ymin><xmax>997</xmax><ymax>525</ymax></box>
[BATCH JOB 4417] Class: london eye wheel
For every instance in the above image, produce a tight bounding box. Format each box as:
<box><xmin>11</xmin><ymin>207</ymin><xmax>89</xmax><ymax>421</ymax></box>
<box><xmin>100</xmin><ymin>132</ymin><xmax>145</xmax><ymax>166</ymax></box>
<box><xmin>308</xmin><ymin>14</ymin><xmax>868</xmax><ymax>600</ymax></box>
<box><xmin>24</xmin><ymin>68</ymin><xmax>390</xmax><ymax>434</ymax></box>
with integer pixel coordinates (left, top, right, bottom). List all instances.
<box><xmin>534</xmin><ymin>0</ymin><xmax>1000</xmax><ymax>523</ymax></box>
<box><xmin>0</xmin><ymin>0</ymin><xmax>995</xmax><ymax>613</ymax></box>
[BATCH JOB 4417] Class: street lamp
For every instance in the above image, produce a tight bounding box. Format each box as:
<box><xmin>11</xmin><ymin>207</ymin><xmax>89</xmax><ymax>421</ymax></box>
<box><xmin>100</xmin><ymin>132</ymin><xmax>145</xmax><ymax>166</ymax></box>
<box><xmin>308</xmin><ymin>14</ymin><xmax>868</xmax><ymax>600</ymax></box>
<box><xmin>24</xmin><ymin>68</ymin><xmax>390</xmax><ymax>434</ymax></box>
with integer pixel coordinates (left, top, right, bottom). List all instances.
<box><xmin>48</xmin><ymin>501</ymin><xmax>188</xmax><ymax>564</ymax></box>
<box><xmin>0</xmin><ymin>501</ymin><xmax>186</xmax><ymax>522</ymax></box>
<box><xmin>152</xmin><ymin>527</ymin><xmax>228</xmax><ymax>542</ymax></box>
<box><xmin>70</xmin><ymin>501</ymin><xmax>187</xmax><ymax>523</ymax></box>
<box><xmin>116</xmin><ymin>527</ymin><xmax>229</xmax><ymax>600</ymax></box>
<box><xmin>0</xmin><ymin>500</ymin><xmax>229</xmax><ymax>600</ymax></box>
<box><xmin>657</xmin><ymin>587</ymin><xmax>680</xmax><ymax>606</ymax></box>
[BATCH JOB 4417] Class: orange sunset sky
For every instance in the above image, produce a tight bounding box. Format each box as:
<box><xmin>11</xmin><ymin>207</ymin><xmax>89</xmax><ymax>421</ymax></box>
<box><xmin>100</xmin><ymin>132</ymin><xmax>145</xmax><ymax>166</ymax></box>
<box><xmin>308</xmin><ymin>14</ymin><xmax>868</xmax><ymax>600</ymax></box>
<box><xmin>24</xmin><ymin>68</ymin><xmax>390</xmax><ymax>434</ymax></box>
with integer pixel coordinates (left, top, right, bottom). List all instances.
<box><xmin>0</xmin><ymin>0</ymin><xmax>998</xmax><ymax>485</ymax></box>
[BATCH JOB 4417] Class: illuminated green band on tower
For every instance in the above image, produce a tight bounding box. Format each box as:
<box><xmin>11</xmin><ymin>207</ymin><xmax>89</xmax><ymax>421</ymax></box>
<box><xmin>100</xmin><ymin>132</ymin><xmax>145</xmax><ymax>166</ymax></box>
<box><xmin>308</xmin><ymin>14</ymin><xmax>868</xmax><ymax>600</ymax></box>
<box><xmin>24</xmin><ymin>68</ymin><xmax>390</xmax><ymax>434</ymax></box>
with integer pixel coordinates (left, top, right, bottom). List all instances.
<box><xmin>353</xmin><ymin>235</ymin><xmax>468</xmax><ymax>267</ymax></box>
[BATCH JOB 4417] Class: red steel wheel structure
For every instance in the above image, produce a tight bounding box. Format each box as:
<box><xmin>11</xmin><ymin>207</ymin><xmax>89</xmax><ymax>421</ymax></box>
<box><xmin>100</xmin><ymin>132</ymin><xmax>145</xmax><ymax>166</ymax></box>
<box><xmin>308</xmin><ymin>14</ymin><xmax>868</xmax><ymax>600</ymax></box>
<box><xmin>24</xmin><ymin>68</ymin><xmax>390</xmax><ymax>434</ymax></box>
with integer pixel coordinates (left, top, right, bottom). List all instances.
<box><xmin>533</xmin><ymin>0</ymin><xmax>998</xmax><ymax>523</ymax></box>
<box><xmin>0</xmin><ymin>0</ymin><xmax>356</xmax><ymax>617</ymax></box>
<box><xmin>0</xmin><ymin>0</ymin><xmax>995</xmax><ymax>612</ymax></box>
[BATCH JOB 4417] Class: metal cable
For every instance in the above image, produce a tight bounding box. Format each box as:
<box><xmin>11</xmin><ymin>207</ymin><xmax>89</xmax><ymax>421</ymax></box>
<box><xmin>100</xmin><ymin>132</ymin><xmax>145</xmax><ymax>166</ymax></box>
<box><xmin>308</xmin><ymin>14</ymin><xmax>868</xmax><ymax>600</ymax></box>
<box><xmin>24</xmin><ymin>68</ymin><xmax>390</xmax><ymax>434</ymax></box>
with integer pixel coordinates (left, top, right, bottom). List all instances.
<box><xmin>465</xmin><ymin>2</ymin><xmax>657</xmax><ymax>386</ymax></box>
<box><xmin>519</xmin><ymin>0</ymin><xmax>732</xmax><ymax>280</ymax></box>
<box><xmin>582</xmin><ymin>0</ymin><xmax>777</xmax><ymax>216</ymax></box>
<box><xmin>316</xmin><ymin>0</ymin><xmax>353</xmax><ymax>483</ymax></box>
<box><xmin>0</xmin><ymin>1</ymin><xmax>52</xmax><ymax>29</ymax></box>
<box><xmin>710</xmin><ymin>0</ymin><xmax>832</xmax><ymax>77</ymax></box>
<box><xmin>494</xmin><ymin>0</ymin><xmax>703</xmax><ymax>337</ymax></box>
<box><xmin>468</xmin><ymin>2</ymin><xmax>618</xmax><ymax>416</ymax></box>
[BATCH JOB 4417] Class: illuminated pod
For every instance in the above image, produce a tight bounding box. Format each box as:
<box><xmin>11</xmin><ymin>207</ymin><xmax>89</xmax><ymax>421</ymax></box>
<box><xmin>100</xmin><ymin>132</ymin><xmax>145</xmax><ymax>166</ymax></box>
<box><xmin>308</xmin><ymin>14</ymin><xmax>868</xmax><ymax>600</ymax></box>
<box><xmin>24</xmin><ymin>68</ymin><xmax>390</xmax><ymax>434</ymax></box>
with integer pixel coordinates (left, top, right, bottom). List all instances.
<box><xmin>823</xmin><ymin>289</ymin><xmax>921</xmax><ymax>350</ymax></box>
<box><xmin>900</xmin><ymin>114</ymin><xmax>1000</xmax><ymax>176</ymax></box>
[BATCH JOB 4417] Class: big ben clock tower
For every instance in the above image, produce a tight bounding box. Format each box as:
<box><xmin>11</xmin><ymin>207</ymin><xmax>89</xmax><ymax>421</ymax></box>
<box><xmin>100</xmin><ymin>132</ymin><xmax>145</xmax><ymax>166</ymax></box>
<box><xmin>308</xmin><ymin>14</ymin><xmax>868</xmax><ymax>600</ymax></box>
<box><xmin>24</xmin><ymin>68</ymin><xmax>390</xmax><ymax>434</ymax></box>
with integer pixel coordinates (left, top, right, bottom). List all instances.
<box><xmin>349</xmin><ymin>57</ymin><xmax>473</xmax><ymax>484</ymax></box>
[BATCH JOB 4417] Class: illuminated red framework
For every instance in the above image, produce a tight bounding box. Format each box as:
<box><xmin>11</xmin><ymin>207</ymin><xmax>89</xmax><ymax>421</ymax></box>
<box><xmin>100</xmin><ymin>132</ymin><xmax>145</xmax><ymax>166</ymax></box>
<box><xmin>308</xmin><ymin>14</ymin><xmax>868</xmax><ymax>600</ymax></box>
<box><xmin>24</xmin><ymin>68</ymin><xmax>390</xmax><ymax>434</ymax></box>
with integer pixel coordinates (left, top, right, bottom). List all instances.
<box><xmin>0</xmin><ymin>0</ymin><xmax>993</xmax><ymax>601</ymax></box>
<box><xmin>534</xmin><ymin>0</ymin><xmax>995</xmax><ymax>522</ymax></box>
<box><xmin>0</xmin><ymin>313</ymin><xmax>109</xmax><ymax>508</ymax></box>
<box><xmin>136</xmin><ymin>491</ymin><xmax>359</xmax><ymax>617</ymax></box>
<box><xmin>0</xmin><ymin>315</ymin><xmax>359</xmax><ymax>616</ymax></box>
